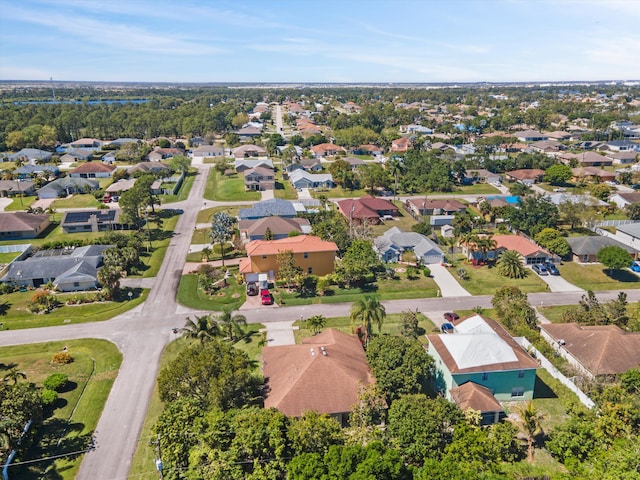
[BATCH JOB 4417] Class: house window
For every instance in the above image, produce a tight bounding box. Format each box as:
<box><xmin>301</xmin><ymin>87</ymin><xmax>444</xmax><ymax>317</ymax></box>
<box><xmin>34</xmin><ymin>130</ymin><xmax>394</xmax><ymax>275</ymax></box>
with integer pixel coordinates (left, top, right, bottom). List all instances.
<box><xmin>482</xmin><ymin>373</ymin><xmax>489</xmax><ymax>381</ymax></box>
<box><xmin>518</xmin><ymin>370</ymin><xmax>525</xmax><ymax>378</ymax></box>
<box><xmin>303</xmin><ymin>252</ymin><xmax>308</xmax><ymax>259</ymax></box>
<box><xmin>73</xmin><ymin>282</ymin><xmax>80</xmax><ymax>287</ymax></box>
<box><xmin>262</xmin><ymin>255</ymin><xmax>267</xmax><ymax>259</ymax></box>
<box><xmin>308</xmin><ymin>267</ymin><xmax>312</xmax><ymax>274</ymax></box>
<box><xmin>511</xmin><ymin>387</ymin><xmax>525</xmax><ymax>397</ymax></box>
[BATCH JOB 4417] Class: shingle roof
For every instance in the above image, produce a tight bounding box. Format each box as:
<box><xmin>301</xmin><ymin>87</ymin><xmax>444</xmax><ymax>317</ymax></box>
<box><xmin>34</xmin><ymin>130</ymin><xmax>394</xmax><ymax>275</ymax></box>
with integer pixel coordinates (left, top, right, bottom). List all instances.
<box><xmin>289</xmin><ymin>170</ymin><xmax>333</xmax><ymax>184</ymax></box>
<box><xmin>566</xmin><ymin>235</ymin><xmax>638</xmax><ymax>255</ymax></box>
<box><xmin>246</xmin><ymin>235</ymin><xmax>338</xmax><ymax>256</ymax></box>
<box><xmin>375</xmin><ymin>227</ymin><xmax>443</xmax><ymax>258</ymax></box>
<box><xmin>262</xmin><ymin>329</ymin><xmax>375</xmax><ymax>417</ymax></box>
<box><xmin>0</xmin><ymin>212</ymin><xmax>49</xmax><ymax>233</ymax></box>
<box><xmin>450</xmin><ymin>382</ymin><xmax>504</xmax><ymax>413</ymax></box>
<box><xmin>0</xmin><ymin>180</ymin><xmax>34</xmax><ymax>193</ymax></box>
<box><xmin>239</xmin><ymin>216</ymin><xmax>310</xmax><ymax>237</ymax></box>
<box><xmin>239</xmin><ymin>198</ymin><xmax>297</xmax><ymax>219</ymax></box>
<box><xmin>506</xmin><ymin>169</ymin><xmax>545</xmax><ymax>180</ymax></box>
<box><xmin>37</xmin><ymin>177</ymin><xmax>99</xmax><ymax>194</ymax></box>
<box><xmin>69</xmin><ymin>162</ymin><xmax>116</xmax><ymax>174</ymax></box>
<box><xmin>540</xmin><ymin>323</ymin><xmax>640</xmax><ymax>376</ymax></box>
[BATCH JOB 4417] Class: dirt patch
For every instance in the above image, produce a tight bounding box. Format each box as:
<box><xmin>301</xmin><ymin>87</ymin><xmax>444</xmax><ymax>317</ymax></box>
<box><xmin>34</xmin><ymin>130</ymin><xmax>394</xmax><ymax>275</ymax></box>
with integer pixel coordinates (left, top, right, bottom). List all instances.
<box><xmin>395</xmin><ymin>267</ymin><xmax>406</xmax><ymax>273</ymax></box>
<box><xmin>232</xmin><ymin>293</ymin><xmax>240</xmax><ymax>298</ymax></box>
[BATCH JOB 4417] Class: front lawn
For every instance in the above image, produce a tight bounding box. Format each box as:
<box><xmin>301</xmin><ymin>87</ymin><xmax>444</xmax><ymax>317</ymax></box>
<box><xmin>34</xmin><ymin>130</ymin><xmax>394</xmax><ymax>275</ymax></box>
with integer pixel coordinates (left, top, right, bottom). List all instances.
<box><xmin>558</xmin><ymin>262</ymin><xmax>640</xmax><ymax>291</ymax></box>
<box><xmin>197</xmin><ymin>205</ymin><xmax>249</xmax><ymax>224</ymax></box>
<box><xmin>1</xmin><ymin>339</ymin><xmax>122</xmax><ymax>479</ymax></box>
<box><xmin>455</xmin><ymin>183</ymin><xmax>501</xmax><ymax>194</ymax></box>
<box><xmin>203</xmin><ymin>169</ymin><xmax>260</xmax><ymax>202</ymax></box>
<box><xmin>52</xmin><ymin>194</ymin><xmax>102</xmax><ymax>209</ymax></box>
<box><xmin>158</xmin><ymin>169</ymin><xmax>196</xmax><ymax>203</ymax></box>
<box><xmin>312</xmin><ymin>186</ymin><xmax>368</xmax><ymax>199</ymax></box>
<box><xmin>368</xmin><ymin>204</ymin><xmax>418</xmax><ymax>237</ymax></box>
<box><xmin>176</xmin><ymin>271</ymin><xmax>246</xmax><ymax>311</ymax></box>
<box><xmin>4</xmin><ymin>195</ymin><xmax>38</xmax><ymax>211</ymax></box>
<box><xmin>454</xmin><ymin>262</ymin><xmax>549</xmax><ymax>296</ymax></box>
<box><xmin>0</xmin><ymin>288</ymin><xmax>148</xmax><ymax>330</ymax></box>
<box><xmin>274</xmin><ymin>169</ymin><xmax>298</xmax><ymax>199</ymax></box>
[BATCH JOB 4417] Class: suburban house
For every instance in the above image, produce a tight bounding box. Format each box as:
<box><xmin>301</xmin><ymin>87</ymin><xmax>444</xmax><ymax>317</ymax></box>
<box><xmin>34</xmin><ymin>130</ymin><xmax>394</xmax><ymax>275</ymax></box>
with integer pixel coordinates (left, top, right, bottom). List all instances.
<box><xmin>238</xmin><ymin>216</ymin><xmax>311</xmax><ymax>243</ymax></box>
<box><xmin>262</xmin><ymin>329</ymin><xmax>376</xmax><ymax>424</ymax></box>
<box><xmin>601</xmin><ymin>140</ymin><xmax>640</xmax><ymax>152</ymax></box>
<box><xmin>191</xmin><ymin>144</ymin><xmax>224</xmax><ymax>158</ymax></box>
<box><xmin>571</xmin><ymin>167</ymin><xmax>615</xmax><ymax>183</ymax></box>
<box><xmin>64</xmin><ymin>138</ymin><xmax>104</xmax><ymax>151</ymax></box>
<box><xmin>129</xmin><ymin>161</ymin><xmax>172</xmax><ymax>175</ymax></box>
<box><xmin>68</xmin><ymin>162</ymin><xmax>116</xmax><ymax>178</ymax></box>
<box><xmin>530</xmin><ymin>139</ymin><xmax>567</xmax><ymax>155</ymax></box>
<box><xmin>234</xmin><ymin>159</ymin><xmax>274</xmax><ymax>172</ymax></box>
<box><xmin>560</xmin><ymin>151</ymin><xmax>613</xmax><ymax>167</ymax></box>
<box><xmin>449</xmin><ymin>382</ymin><xmax>506</xmax><ymax>425</ymax></box>
<box><xmin>565</xmin><ymin>236</ymin><xmax>637</xmax><ymax>263</ymax></box>
<box><xmin>7</xmin><ymin>148</ymin><xmax>53</xmax><ymax>163</ymax></box>
<box><xmin>336</xmin><ymin>196</ymin><xmax>400</xmax><ymax>224</ymax></box>
<box><xmin>0</xmin><ymin>180</ymin><xmax>35</xmax><ymax>197</ymax></box>
<box><xmin>0</xmin><ymin>212</ymin><xmax>50</xmax><ymax>240</ymax></box>
<box><xmin>105</xmin><ymin>178</ymin><xmax>136</xmax><ymax>195</ymax></box>
<box><xmin>61</xmin><ymin>149</ymin><xmax>93</xmax><ymax>161</ymax></box>
<box><xmin>239</xmin><ymin>235</ymin><xmax>338</xmax><ymax>281</ymax></box>
<box><xmin>609</xmin><ymin>192</ymin><xmax>640</xmax><ymax>210</ymax></box>
<box><xmin>539</xmin><ymin>323</ymin><xmax>640</xmax><ymax>379</ymax></box>
<box><xmin>390</xmin><ymin>137</ymin><xmax>412</xmax><ymax>152</ymax></box>
<box><xmin>310</xmin><ymin>143</ymin><xmax>345</xmax><ymax>157</ymax></box>
<box><xmin>37</xmin><ymin>178</ymin><xmax>99</xmax><ymax>199</ymax></box>
<box><xmin>427</xmin><ymin>314</ymin><xmax>538</xmax><ymax>405</ymax></box>
<box><xmin>616</xmin><ymin>223</ymin><xmax>640</xmax><ymax>250</ymax></box>
<box><xmin>244</xmin><ymin>167</ymin><xmax>275</xmax><ymax>191</ymax></box>
<box><xmin>465</xmin><ymin>169</ymin><xmax>502</xmax><ymax>184</ymax></box>
<box><xmin>513</xmin><ymin>130</ymin><xmax>548</xmax><ymax>142</ymax></box>
<box><xmin>605</xmin><ymin>150</ymin><xmax>638</xmax><ymax>164</ymax></box>
<box><xmin>285</xmin><ymin>158</ymin><xmax>323</xmax><ymax>173</ymax></box>
<box><xmin>1</xmin><ymin>245</ymin><xmax>112</xmax><ymax>292</ymax></box>
<box><xmin>374</xmin><ymin>227</ymin><xmax>444</xmax><ymax>264</ymax></box>
<box><xmin>289</xmin><ymin>170</ymin><xmax>334</xmax><ymax>189</ymax></box>
<box><xmin>405</xmin><ymin>198</ymin><xmax>466</xmax><ymax>216</ymax></box>
<box><xmin>492</xmin><ymin>235</ymin><xmax>553</xmax><ymax>265</ymax></box>
<box><xmin>505</xmin><ymin>169</ymin><xmax>545</xmax><ymax>185</ymax></box>
<box><xmin>352</xmin><ymin>144</ymin><xmax>383</xmax><ymax>156</ymax></box>
<box><xmin>231</xmin><ymin>144</ymin><xmax>268</xmax><ymax>159</ymax></box>
<box><xmin>14</xmin><ymin>164</ymin><xmax>59</xmax><ymax>180</ymax></box>
<box><xmin>342</xmin><ymin>157</ymin><xmax>366</xmax><ymax>170</ymax></box>
<box><xmin>61</xmin><ymin>210</ymin><xmax>122</xmax><ymax>233</ymax></box>
<box><xmin>544</xmin><ymin>193</ymin><xmax>608</xmax><ymax>207</ymax></box>
<box><xmin>147</xmin><ymin>147</ymin><xmax>184</xmax><ymax>161</ymax></box>
<box><xmin>239</xmin><ymin>198</ymin><xmax>298</xmax><ymax>220</ymax></box>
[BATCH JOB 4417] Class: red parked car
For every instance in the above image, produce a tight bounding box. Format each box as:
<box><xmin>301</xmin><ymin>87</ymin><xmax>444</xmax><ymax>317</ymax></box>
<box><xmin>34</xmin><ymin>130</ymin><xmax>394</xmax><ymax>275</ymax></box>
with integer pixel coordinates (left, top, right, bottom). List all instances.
<box><xmin>261</xmin><ymin>289</ymin><xmax>273</xmax><ymax>305</ymax></box>
<box><xmin>443</xmin><ymin>312</ymin><xmax>459</xmax><ymax>322</ymax></box>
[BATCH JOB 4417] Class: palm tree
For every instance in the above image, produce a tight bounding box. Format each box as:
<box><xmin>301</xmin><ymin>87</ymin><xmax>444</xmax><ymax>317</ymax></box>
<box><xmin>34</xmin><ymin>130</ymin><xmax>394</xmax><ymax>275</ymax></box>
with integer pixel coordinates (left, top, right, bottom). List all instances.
<box><xmin>3</xmin><ymin>367</ymin><xmax>26</xmax><ymax>385</ymax></box>
<box><xmin>386</xmin><ymin>157</ymin><xmax>405</xmax><ymax>199</ymax></box>
<box><xmin>515</xmin><ymin>401</ymin><xmax>545</xmax><ymax>463</ymax></box>
<box><xmin>179</xmin><ymin>315</ymin><xmax>220</xmax><ymax>344</ymax></box>
<box><xmin>307</xmin><ymin>315</ymin><xmax>327</xmax><ymax>335</ymax></box>
<box><xmin>496</xmin><ymin>250</ymin><xmax>528</xmax><ymax>279</ymax></box>
<box><xmin>218</xmin><ymin>308</ymin><xmax>247</xmax><ymax>342</ymax></box>
<box><xmin>350</xmin><ymin>295</ymin><xmax>386</xmax><ymax>346</ymax></box>
<box><xmin>476</xmin><ymin>235</ymin><xmax>497</xmax><ymax>264</ymax></box>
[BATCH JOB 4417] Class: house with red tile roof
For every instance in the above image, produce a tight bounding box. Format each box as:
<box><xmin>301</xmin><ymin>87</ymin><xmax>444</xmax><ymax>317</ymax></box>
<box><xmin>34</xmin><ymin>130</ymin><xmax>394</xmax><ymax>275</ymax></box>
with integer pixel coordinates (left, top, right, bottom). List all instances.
<box><xmin>262</xmin><ymin>328</ymin><xmax>376</xmax><ymax>423</ymax></box>
<box><xmin>239</xmin><ymin>235</ymin><xmax>338</xmax><ymax>281</ymax></box>
<box><xmin>390</xmin><ymin>137</ymin><xmax>412</xmax><ymax>152</ymax></box>
<box><xmin>505</xmin><ymin>169</ymin><xmax>545</xmax><ymax>185</ymax></box>
<box><xmin>68</xmin><ymin>161</ymin><xmax>117</xmax><ymax>178</ymax></box>
<box><xmin>493</xmin><ymin>234</ymin><xmax>553</xmax><ymax>264</ymax></box>
<box><xmin>310</xmin><ymin>143</ymin><xmax>346</xmax><ymax>157</ymax></box>
<box><xmin>336</xmin><ymin>196</ymin><xmax>400</xmax><ymax>224</ymax></box>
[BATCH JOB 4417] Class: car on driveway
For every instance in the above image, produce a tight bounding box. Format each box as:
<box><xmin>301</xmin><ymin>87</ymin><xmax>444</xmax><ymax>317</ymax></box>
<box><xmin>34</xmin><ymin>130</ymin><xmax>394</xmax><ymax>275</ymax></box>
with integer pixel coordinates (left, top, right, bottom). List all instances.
<box><xmin>441</xmin><ymin>322</ymin><xmax>455</xmax><ymax>334</ymax></box>
<box><xmin>261</xmin><ymin>289</ymin><xmax>273</xmax><ymax>305</ymax></box>
<box><xmin>532</xmin><ymin>264</ymin><xmax>548</xmax><ymax>275</ymax></box>
<box><xmin>443</xmin><ymin>312</ymin><xmax>459</xmax><ymax>322</ymax></box>
<box><xmin>630</xmin><ymin>261</ymin><xmax>640</xmax><ymax>273</ymax></box>
<box><xmin>545</xmin><ymin>262</ymin><xmax>560</xmax><ymax>275</ymax></box>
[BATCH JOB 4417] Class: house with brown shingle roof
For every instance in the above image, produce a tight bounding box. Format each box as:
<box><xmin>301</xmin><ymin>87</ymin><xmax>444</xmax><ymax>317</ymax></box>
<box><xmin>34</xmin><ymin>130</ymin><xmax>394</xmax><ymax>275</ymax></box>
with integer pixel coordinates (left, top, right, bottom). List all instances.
<box><xmin>239</xmin><ymin>216</ymin><xmax>310</xmax><ymax>242</ymax></box>
<box><xmin>560</xmin><ymin>151</ymin><xmax>613</xmax><ymax>167</ymax></box>
<box><xmin>505</xmin><ymin>169</ymin><xmax>545</xmax><ymax>185</ymax></box>
<box><xmin>390</xmin><ymin>137</ymin><xmax>412</xmax><ymax>152</ymax></box>
<box><xmin>404</xmin><ymin>198</ymin><xmax>466</xmax><ymax>216</ymax></box>
<box><xmin>336</xmin><ymin>196</ymin><xmax>400</xmax><ymax>225</ymax></box>
<box><xmin>539</xmin><ymin>323</ymin><xmax>640</xmax><ymax>378</ymax></box>
<box><xmin>571</xmin><ymin>167</ymin><xmax>615</xmax><ymax>183</ymax></box>
<box><xmin>310</xmin><ymin>143</ymin><xmax>346</xmax><ymax>157</ymax></box>
<box><xmin>450</xmin><ymin>382</ymin><xmax>505</xmax><ymax>425</ymax></box>
<box><xmin>0</xmin><ymin>212</ymin><xmax>50</xmax><ymax>240</ymax></box>
<box><xmin>262</xmin><ymin>328</ymin><xmax>376</xmax><ymax>424</ymax></box>
<box><xmin>68</xmin><ymin>161</ymin><xmax>116</xmax><ymax>178</ymax></box>
<box><xmin>244</xmin><ymin>166</ymin><xmax>275</xmax><ymax>191</ymax></box>
<box><xmin>427</xmin><ymin>314</ymin><xmax>538</xmax><ymax>402</ymax></box>
<box><xmin>239</xmin><ymin>235</ymin><xmax>338</xmax><ymax>281</ymax></box>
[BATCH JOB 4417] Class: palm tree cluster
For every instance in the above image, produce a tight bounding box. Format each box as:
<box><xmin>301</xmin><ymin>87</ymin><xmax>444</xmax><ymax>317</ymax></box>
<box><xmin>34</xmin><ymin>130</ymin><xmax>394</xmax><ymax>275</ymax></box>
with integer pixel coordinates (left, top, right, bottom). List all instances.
<box><xmin>458</xmin><ymin>233</ymin><xmax>498</xmax><ymax>265</ymax></box>
<box><xmin>179</xmin><ymin>308</ymin><xmax>247</xmax><ymax>344</ymax></box>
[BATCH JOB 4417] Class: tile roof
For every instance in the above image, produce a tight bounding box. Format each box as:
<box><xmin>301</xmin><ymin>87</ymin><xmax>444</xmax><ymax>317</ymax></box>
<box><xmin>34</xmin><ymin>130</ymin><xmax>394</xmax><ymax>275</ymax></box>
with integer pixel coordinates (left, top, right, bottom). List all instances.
<box><xmin>69</xmin><ymin>162</ymin><xmax>116</xmax><ymax>174</ymax></box>
<box><xmin>450</xmin><ymin>382</ymin><xmax>504</xmax><ymax>413</ymax></box>
<box><xmin>246</xmin><ymin>235</ymin><xmax>338</xmax><ymax>256</ymax></box>
<box><xmin>492</xmin><ymin>235</ymin><xmax>549</xmax><ymax>257</ymax></box>
<box><xmin>540</xmin><ymin>323</ymin><xmax>640</xmax><ymax>376</ymax></box>
<box><xmin>262</xmin><ymin>329</ymin><xmax>375</xmax><ymax>417</ymax></box>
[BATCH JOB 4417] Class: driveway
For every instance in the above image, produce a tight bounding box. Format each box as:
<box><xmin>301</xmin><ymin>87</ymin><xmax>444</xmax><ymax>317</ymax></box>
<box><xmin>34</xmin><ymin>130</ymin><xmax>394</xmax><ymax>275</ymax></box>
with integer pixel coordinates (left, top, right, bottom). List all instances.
<box><xmin>297</xmin><ymin>188</ymin><xmax>312</xmax><ymax>199</ymax></box>
<box><xmin>428</xmin><ymin>263</ymin><xmax>472</xmax><ymax>297</ymax></box>
<box><xmin>264</xmin><ymin>320</ymin><xmax>296</xmax><ymax>346</ymax></box>
<box><xmin>261</xmin><ymin>189</ymin><xmax>275</xmax><ymax>200</ymax></box>
<box><xmin>528</xmin><ymin>267</ymin><xmax>584</xmax><ymax>292</ymax></box>
<box><xmin>0</xmin><ymin>197</ymin><xmax>12</xmax><ymax>211</ymax></box>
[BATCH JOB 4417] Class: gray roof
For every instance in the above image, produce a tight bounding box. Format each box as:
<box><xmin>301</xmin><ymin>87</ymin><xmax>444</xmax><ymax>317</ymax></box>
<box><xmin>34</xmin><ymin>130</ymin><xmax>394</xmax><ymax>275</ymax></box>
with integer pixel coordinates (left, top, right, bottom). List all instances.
<box><xmin>566</xmin><ymin>235</ymin><xmax>638</xmax><ymax>255</ymax></box>
<box><xmin>615</xmin><ymin>223</ymin><xmax>640</xmax><ymax>239</ymax></box>
<box><xmin>14</xmin><ymin>164</ymin><xmax>59</xmax><ymax>175</ymax></box>
<box><xmin>234</xmin><ymin>159</ymin><xmax>274</xmax><ymax>170</ymax></box>
<box><xmin>375</xmin><ymin>226</ymin><xmax>444</xmax><ymax>258</ymax></box>
<box><xmin>37</xmin><ymin>177</ymin><xmax>99</xmax><ymax>195</ymax></box>
<box><xmin>289</xmin><ymin>170</ymin><xmax>333</xmax><ymax>184</ymax></box>
<box><xmin>8</xmin><ymin>149</ymin><xmax>53</xmax><ymax>161</ymax></box>
<box><xmin>545</xmin><ymin>193</ymin><xmax>608</xmax><ymax>207</ymax></box>
<box><xmin>239</xmin><ymin>198</ymin><xmax>297</xmax><ymax>220</ymax></box>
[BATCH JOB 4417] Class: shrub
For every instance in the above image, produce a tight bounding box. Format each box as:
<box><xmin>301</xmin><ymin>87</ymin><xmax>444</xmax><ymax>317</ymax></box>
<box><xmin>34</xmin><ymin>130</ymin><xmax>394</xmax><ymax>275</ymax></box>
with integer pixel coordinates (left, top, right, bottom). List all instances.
<box><xmin>52</xmin><ymin>352</ymin><xmax>73</xmax><ymax>364</ymax></box>
<box><xmin>27</xmin><ymin>291</ymin><xmax>61</xmax><ymax>314</ymax></box>
<box><xmin>457</xmin><ymin>267</ymin><xmax>469</xmax><ymax>280</ymax></box>
<box><xmin>422</xmin><ymin>266</ymin><xmax>431</xmax><ymax>277</ymax></box>
<box><xmin>41</xmin><ymin>389</ymin><xmax>58</xmax><ymax>406</ymax></box>
<box><xmin>43</xmin><ymin>373</ymin><xmax>68</xmax><ymax>392</ymax></box>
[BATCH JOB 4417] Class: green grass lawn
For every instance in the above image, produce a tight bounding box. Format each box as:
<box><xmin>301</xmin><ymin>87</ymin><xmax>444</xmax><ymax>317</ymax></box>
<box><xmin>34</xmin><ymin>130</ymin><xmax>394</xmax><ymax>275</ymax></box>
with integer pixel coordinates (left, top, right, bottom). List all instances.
<box><xmin>1</xmin><ymin>339</ymin><xmax>122</xmax><ymax>479</ymax></box>
<box><xmin>455</xmin><ymin>183</ymin><xmax>501</xmax><ymax>194</ymax></box>
<box><xmin>196</xmin><ymin>205</ymin><xmax>249</xmax><ymax>224</ymax></box>
<box><xmin>176</xmin><ymin>272</ymin><xmax>246</xmax><ymax>311</ymax></box>
<box><xmin>538</xmin><ymin>305</ymin><xmax>577</xmax><ymax>323</ymax></box>
<box><xmin>0</xmin><ymin>251</ymin><xmax>21</xmax><ymax>264</ymax></box>
<box><xmin>52</xmin><ymin>194</ymin><xmax>101</xmax><ymax>209</ymax></box>
<box><xmin>454</xmin><ymin>262</ymin><xmax>549</xmax><ymax>296</ymax></box>
<box><xmin>274</xmin><ymin>169</ymin><xmax>298</xmax><ymax>200</ymax></box>
<box><xmin>203</xmin><ymin>169</ymin><xmax>260</xmax><ymax>202</ymax></box>
<box><xmin>139</xmin><ymin>212</ymin><xmax>180</xmax><ymax>278</ymax></box>
<box><xmin>4</xmin><ymin>195</ymin><xmax>38</xmax><ymax>211</ymax></box>
<box><xmin>313</xmin><ymin>186</ymin><xmax>368</xmax><ymax>199</ymax></box>
<box><xmin>292</xmin><ymin>312</ymin><xmax>436</xmax><ymax>343</ymax></box>
<box><xmin>558</xmin><ymin>262</ymin><xmax>640</xmax><ymax>291</ymax></box>
<box><xmin>369</xmin><ymin>205</ymin><xmax>417</xmax><ymax>237</ymax></box>
<box><xmin>0</xmin><ymin>288</ymin><xmax>148</xmax><ymax>330</ymax></box>
<box><xmin>158</xmin><ymin>169</ymin><xmax>196</xmax><ymax>204</ymax></box>
<box><xmin>277</xmin><ymin>271</ymin><xmax>439</xmax><ymax>306</ymax></box>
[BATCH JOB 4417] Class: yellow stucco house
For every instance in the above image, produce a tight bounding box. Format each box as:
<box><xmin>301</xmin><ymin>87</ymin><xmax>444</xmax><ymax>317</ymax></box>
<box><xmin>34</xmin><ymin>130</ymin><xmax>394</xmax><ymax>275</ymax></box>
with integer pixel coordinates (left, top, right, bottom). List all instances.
<box><xmin>239</xmin><ymin>235</ymin><xmax>338</xmax><ymax>282</ymax></box>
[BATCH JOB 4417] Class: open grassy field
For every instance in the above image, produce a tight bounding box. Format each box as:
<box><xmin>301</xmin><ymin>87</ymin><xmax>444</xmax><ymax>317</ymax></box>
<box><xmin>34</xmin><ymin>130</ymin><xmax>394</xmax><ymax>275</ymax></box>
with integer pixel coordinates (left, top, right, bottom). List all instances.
<box><xmin>558</xmin><ymin>262</ymin><xmax>640</xmax><ymax>291</ymax></box>
<box><xmin>203</xmin><ymin>169</ymin><xmax>260</xmax><ymax>202</ymax></box>
<box><xmin>52</xmin><ymin>194</ymin><xmax>101</xmax><ymax>209</ymax></box>
<box><xmin>0</xmin><ymin>288</ymin><xmax>148</xmax><ymax>330</ymax></box>
<box><xmin>158</xmin><ymin>169</ymin><xmax>196</xmax><ymax>204</ymax></box>
<box><xmin>1</xmin><ymin>339</ymin><xmax>122</xmax><ymax>479</ymax></box>
<box><xmin>454</xmin><ymin>262</ymin><xmax>549</xmax><ymax>296</ymax></box>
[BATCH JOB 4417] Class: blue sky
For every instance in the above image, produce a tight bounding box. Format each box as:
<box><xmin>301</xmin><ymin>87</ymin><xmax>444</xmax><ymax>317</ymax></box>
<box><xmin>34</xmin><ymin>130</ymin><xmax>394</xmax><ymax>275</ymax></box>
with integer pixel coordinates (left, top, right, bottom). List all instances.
<box><xmin>1</xmin><ymin>0</ymin><xmax>639</xmax><ymax>83</ymax></box>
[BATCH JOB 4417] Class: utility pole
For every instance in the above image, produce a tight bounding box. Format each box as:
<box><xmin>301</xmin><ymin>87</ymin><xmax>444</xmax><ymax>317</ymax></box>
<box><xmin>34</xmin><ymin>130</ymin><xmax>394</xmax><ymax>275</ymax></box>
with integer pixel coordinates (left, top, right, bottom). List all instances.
<box><xmin>154</xmin><ymin>433</ymin><xmax>164</xmax><ymax>479</ymax></box>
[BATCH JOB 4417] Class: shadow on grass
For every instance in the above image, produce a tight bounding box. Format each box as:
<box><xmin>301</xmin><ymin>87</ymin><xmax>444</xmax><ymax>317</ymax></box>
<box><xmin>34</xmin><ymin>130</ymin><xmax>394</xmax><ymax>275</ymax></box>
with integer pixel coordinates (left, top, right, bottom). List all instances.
<box><xmin>604</xmin><ymin>269</ymin><xmax>640</xmax><ymax>283</ymax></box>
<box><xmin>533</xmin><ymin>375</ymin><xmax>558</xmax><ymax>399</ymax></box>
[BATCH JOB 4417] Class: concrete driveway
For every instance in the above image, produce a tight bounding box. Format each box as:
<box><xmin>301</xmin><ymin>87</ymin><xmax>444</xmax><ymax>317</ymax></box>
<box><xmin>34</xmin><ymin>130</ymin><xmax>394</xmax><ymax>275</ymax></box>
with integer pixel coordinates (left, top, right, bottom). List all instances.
<box><xmin>0</xmin><ymin>197</ymin><xmax>12</xmax><ymax>211</ymax></box>
<box><xmin>264</xmin><ymin>320</ymin><xmax>296</xmax><ymax>346</ymax></box>
<box><xmin>528</xmin><ymin>267</ymin><xmax>584</xmax><ymax>292</ymax></box>
<box><xmin>429</xmin><ymin>263</ymin><xmax>472</xmax><ymax>297</ymax></box>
